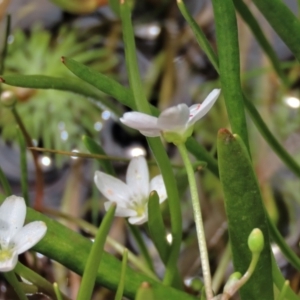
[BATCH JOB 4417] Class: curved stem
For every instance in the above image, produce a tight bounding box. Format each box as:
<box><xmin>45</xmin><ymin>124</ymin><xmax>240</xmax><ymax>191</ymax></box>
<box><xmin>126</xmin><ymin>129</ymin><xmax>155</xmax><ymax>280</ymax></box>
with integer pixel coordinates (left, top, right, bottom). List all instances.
<box><xmin>177</xmin><ymin>143</ymin><xmax>212</xmax><ymax>299</ymax></box>
<box><xmin>4</xmin><ymin>271</ymin><xmax>28</xmax><ymax>300</ymax></box>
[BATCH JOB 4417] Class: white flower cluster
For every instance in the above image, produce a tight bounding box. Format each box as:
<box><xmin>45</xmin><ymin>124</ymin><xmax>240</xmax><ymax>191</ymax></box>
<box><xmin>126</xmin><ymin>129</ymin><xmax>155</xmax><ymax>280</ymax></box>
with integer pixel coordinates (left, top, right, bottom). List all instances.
<box><xmin>95</xmin><ymin>89</ymin><xmax>221</xmax><ymax>224</ymax></box>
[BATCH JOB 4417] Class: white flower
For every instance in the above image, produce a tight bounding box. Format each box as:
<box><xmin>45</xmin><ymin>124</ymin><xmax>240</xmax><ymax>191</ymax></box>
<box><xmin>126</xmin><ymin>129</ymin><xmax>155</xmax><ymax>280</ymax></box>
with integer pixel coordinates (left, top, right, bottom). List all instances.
<box><xmin>120</xmin><ymin>89</ymin><xmax>221</xmax><ymax>144</ymax></box>
<box><xmin>94</xmin><ymin>156</ymin><xmax>167</xmax><ymax>225</ymax></box>
<box><xmin>0</xmin><ymin>195</ymin><xmax>47</xmax><ymax>272</ymax></box>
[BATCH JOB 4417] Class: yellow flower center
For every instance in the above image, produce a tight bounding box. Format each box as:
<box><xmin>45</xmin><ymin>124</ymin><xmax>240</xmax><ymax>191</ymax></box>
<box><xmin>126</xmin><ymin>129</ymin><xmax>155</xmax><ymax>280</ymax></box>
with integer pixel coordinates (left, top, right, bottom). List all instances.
<box><xmin>135</xmin><ymin>205</ymin><xmax>145</xmax><ymax>217</ymax></box>
<box><xmin>0</xmin><ymin>249</ymin><xmax>12</xmax><ymax>262</ymax></box>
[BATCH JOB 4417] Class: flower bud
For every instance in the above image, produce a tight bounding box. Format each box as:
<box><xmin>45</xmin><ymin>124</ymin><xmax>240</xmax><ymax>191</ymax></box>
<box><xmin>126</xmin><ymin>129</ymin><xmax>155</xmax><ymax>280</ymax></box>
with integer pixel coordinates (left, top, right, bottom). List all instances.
<box><xmin>223</xmin><ymin>272</ymin><xmax>242</xmax><ymax>294</ymax></box>
<box><xmin>0</xmin><ymin>90</ymin><xmax>17</xmax><ymax>107</ymax></box>
<box><xmin>248</xmin><ymin>228</ymin><xmax>264</xmax><ymax>254</ymax></box>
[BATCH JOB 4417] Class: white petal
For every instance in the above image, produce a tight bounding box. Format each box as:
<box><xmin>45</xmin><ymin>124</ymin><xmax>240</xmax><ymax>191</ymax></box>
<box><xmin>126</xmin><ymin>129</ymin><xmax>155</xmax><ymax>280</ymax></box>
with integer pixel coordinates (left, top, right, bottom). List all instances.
<box><xmin>0</xmin><ymin>251</ymin><xmax>18</xmax><ymax>272</ymax></box>
<box><xmin>126</xmin><ymin>156</ymin><xmax>149</xmax><ymax>200</ymax></box>
<box><xmin>120</xmin><ymin>112</ymin><xmax>160</xmax><ymax>137</ymax></box>
<box><xmin>94</xmin><ymin>171</ymin><xmax>132</xmax><ymax>205</ymax></box>
<box><xmin>157</xmin><ymin>104</ymin><xmax>190</xmax><ymax>131</ymax></box>
<box><xmin>0</xmin><ymin>196</ymin><xmax>26</xmax><ymax>247</ymax></box>
<box><xmin>104</xmin><ymin>202</ymin><xmax>136</xmax><ymax>217</ymax></box>
<box><xmin>150</xmin><ymin>175</ymin><xmax>167</xmax><ymax>203</ymax></box>
<box><xmin>128</xmin><ymin>214</ymin><xmax>148</xmax><ymax>225</ymax></box>
<box><xmin>188</xmin><ymin>89</ymin><xmax>221</xmax><ymax>125</ymax></box>
<box><xmin>13</xmin><ymin>221</ymin><xmax>47</xmax><ymax>254</ymax></box>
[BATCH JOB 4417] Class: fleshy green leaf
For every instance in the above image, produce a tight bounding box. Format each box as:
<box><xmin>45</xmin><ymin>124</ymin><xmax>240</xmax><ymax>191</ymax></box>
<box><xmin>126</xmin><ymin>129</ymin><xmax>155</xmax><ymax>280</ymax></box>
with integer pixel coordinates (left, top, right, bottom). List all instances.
<box><xmin>217</xmin><ymin>129</ymin><xmax>273</xmax><ymax>300</ymax></box>
<box><xmin>27</xmin><ymin>208</ymin><xmax>196</xmax><ymax>300</ymax></box>
<box><xmin>135</xmin><ymin>282</ymin><xmax>156</xmax><ymax>300</ymax></box>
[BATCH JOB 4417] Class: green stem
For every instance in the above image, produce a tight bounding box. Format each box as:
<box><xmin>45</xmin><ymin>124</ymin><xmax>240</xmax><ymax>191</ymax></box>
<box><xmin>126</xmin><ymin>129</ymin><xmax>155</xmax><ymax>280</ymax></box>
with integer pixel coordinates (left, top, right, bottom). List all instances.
<box><xmin>15</xmin><ymin>263</ymin><xmax>70</xmax><ymax>300</ymax></box>
<box><xmin>177</xmin><ymin>143</ymin><xmax>212</xmax><ymax>299</ymax></box>
<box><xmin>4</xmin><ymin>271</ymin><xmax>28</xmax><ymax>300</ymax></box>
<box><xmin>128</xmin><ymin>223</ymin><xmax>155</xmax><ymax>273</ymax></box>
<box><xmin>120</xmin><ymin>0</ymin><xmax>182</xmax><ymax>286</ymax></box>
<box><xmin>232</xmin><ymin>252</ymin><xmax>260</xmax><ymax>294</ymax></box>
<box><xmin>212</xmin><ymin>243</ymin><xmax>231</xmax><ymax>293</ymax></box>
<box><xmin>17</xmin><ymin>129</ymin><xmax>29</xmax><ymax>206</ymax></box>
<box><xmin>11</xmin><ymin>107</ymin><xmax>44</xmax><ymax>210</ymax></box>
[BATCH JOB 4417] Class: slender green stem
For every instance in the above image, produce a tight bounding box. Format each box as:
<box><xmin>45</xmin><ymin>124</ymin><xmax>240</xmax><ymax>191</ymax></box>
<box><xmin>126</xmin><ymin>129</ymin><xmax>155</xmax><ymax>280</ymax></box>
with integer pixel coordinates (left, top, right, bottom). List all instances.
<box><xmin>177</xmin><ymin>143</ymin><xmax>212</xmax><ymax>299</ymax></box>
<box><xmin>177</xmin><ymin>0</ymin><xmax>219</xmax><ymax>71</ymax></box>
<box><xmin>120</xmin><ymin>0</ymin><xmax>182</xmax><ymax>286</ymax></box>
<box><xmin>230</xmin><ymin>252</ymin><xmax>260</xmax><ymax>295</ymax></box>
<box><xmin>212</xmin><ymin>243</ymin><xmax>231</xmax><ymax>293</ymax></box>
<box><xmin>11</xmin><ymin>107</ymin><xmax>44</xmax><ymax>210</ymax></box>
<box><xmin>115</xmin><ymin>249</ymin><xmax>128</xmax><ymax>300</ymax></box>
<box><xmin>15</xmin><ymin>263</ymin><xmax>70</xmax><ymax>300</ymax></box>
<box><xmin>4</xmin><ymin>271</ymin><xmax>28</xmax><ymax>300</ymax></box>
<box><xmin>17</xmin><ymin>129</ymin><xmax>29</xmax><ymax>206</ymax></box>
<box><xmin>128</xmin><ymin>223</ymin><xmax>155</xmax><ymax>273</ymax></box>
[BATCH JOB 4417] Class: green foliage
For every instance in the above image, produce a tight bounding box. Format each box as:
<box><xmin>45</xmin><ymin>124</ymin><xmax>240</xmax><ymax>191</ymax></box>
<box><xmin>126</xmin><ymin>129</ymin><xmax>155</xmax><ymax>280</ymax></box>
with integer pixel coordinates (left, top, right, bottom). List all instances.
<box><xmin>217</xmin><ymin>129</ymin><xmax>273</xmax><ymax>299</ymax></box>
<box><xmin>0</xmin><ymin>25</ymin><xmax>118</xmax><ymax>153</ymax></box>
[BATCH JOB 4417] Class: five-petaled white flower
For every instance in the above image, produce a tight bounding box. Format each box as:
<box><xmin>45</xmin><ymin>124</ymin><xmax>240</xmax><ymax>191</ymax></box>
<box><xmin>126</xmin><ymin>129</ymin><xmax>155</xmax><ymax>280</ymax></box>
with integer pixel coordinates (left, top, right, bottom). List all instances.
<box><xmin>0</xmin><ymin>195</ymin><xmax>47</xmax><ymax>272</ymax></box>
<box><xmin>120</xmin><ymin>89</ymin><xmax>221</xmax><ymax>145</ymax></box>
<box><xmin>94</xmin><ymin>156</ymin><xmax>167</xmax><ymax>225</ymax></box>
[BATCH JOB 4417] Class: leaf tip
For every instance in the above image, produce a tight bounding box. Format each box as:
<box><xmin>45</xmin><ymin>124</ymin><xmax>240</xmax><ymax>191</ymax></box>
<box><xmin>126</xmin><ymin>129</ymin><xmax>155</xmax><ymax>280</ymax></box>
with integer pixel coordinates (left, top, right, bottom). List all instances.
<box><xmin>0</xmin><ymin>77</ymin><xmax>5</xmax><ymax>83</ymax></box>
<box><xmin>141</xmin><ymin>282</ymin><xmax>151</xmax><ymax>289</ymax></box>
<box><xmin>217</xmin><ymin>128</ymin><xmax>236</xmax><ymax>145</ymax></box>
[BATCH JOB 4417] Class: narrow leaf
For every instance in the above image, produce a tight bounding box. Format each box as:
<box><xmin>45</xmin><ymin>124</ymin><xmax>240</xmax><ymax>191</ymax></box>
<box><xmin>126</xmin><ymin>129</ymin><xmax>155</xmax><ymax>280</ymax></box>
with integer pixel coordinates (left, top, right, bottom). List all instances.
<box><xmin>212</xmin><ymin>0</ymin><xmax>250</xmax><ymax>151</ymax></box>
<box><xmin>233</xmin><ymin>0</ymin><xmax>289</xmax><ymax>85</ymax></box>
<box><xmin>61</xmin><ymin>57</ymin><xmax>133</xmax><ymax>108</ymax></box>
<box><xmin>0</xmin><ymin>74</ymin><xmax>122</xmax><ymax>116</ymax></box>
<box><xmin>177</xmin><ymin>0</ymin><xmax>219</xmax><ymax>71</ymax></box>
<box><xmin>272</xmin><ymin>255</ymin><xmax>298</xmax><ymax>300</ymax></box>
<box><xmin>128</xmin><ymin>223</ymin><xmax>155</xmax><ymax>273</ymax></box>
<box><xmin>77</xmin><ymin>203</ymin><xmax>116</xmax><ymax>300</ymax></box>
<box><xmin>252</xmin><ymin>0</ymin><xmax>300</xmax><ymax>62</ymax></box>
<box><xmin>148</xmin><ymin>191</ymin><xmax>169</xmax><ymax>263</ymax></box>
<box><xmin>135</xmin><ymin>282</ymin><xmax>156</xmax><ymax>300</ymax></box>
